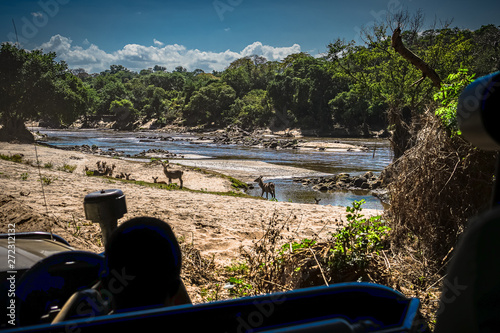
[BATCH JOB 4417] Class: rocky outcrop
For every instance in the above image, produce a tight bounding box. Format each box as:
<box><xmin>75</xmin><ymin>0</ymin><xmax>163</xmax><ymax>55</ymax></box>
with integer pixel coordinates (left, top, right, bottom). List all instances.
<box><xmin>295</xmin><ymin>171</ymin><xmax>384</xmax><ymax>192</ymax></box>
<box><xmin>296</xmin><ymin>171</ymin><xmax>390</xmax><ymax>206</ymax></box>
<box><xmin>209</xmin><ymin>125</ymin><xmax>302</xmax><ymax>149</ymax></box>
<box><xmin>213</xmin><ymin>133</ymin><xmax>302</xmax><ymax>149</ymax></box>
<box><xmin>136</xmin><ymin>135</ymin><xmax>177</xmax><ymax>142</ymax></box>
<box><xmin>134</xmin><ymin>148</ymin><xmax>183</xmax><ymax>159</ymax></box>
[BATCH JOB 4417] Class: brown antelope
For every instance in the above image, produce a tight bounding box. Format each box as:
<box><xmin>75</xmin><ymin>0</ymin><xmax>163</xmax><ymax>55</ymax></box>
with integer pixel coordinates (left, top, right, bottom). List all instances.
<box><xmin>254</xmin><ymin>176</ymin><xmax>276</xmax><ymax>199</ymax></box>
<box><xmin>163</xmin><ymin>163</ymin><xmax>183</xmax><ymax>188</ymax></box>
<box><xmin>106</xmin><ymin>164</ymin><xmax>116</xmax><ymax>177</ymax></box>
<box><xmin>124</xmin><ymin>173</ymin><xmax>135</xmax><ymax>181</ymax></box>
<box><xmin>152</xmin><ymin>176</ymin><xmax>167</xmax><ymax>184</ymax></box>
<box><xmin>85</xmin><ymin>165</ymin><xmax>105</xmax><ymax>176</ymax></box>
<box><xmin>115</xmin><ymin>172</ymin><xmax>126</xmax><ymax>179</ymax></box>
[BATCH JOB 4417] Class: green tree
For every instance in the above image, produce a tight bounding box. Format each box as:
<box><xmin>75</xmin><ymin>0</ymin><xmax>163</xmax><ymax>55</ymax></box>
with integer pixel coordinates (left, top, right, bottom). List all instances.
<box><xmin>109</xmin><ymin>99</ymin><xmax>138</xmax><ymax>129</ymax></box>
<box><xmin>184</xmin><ymin>82</ymin><xmax>236</xmax><ymax>126</ymax></box>
<box><xmin>471</xmin><ymin>24</ymin><xmax>500</xmax><ymax>77</ymax></box>
<box><xmin>174</xmin><ymin>66</ymin><xmax>187</xmax><ymax>73</ymax></box>
<box><xmin>144</xmin><ymin>71</ymin><xmax>186</xmax><ymax>91</ymax></box>
<box><xmin>183</xmin><ymin>73</ymin><xmax>220</xmax><ymax>104</ymax></box>
<box><xmin>325</xmin><ymin>16</ymin><xmax>479</xmax><ymax>147</ymax></box>
<box><xmin>327</xmin><ymin>34</ymin><xmax>424</xmax><ymax>124</ymax></box>
<box><xmin>91</xmin><ymin>76</ymin><xmax>129</xmax><ymax>115</ymax></box>
<box><xmin>222</xmin><ymin>62</ymin><xmax>252</xmax><ymax>97</ymax></box>
<box><xmin>228</xmin><ymin>89</ymin><xmax>273</xmax><ymax>129</ymax></box>
<box><xmin>101</xmin><ymin>64</ymin><xmax>137</xmax><ymax>82</ymax></box>
<box><xmin>0</xmin><ymin>43</ymin><xmax>89</xmax><ymax>142</ymax></box>
<box><xmin>267</xmin><ymin>53</ymin><xmax>343</xmax><ymax>130</ymax></box>
<box><xmin>125</xmin><ymin>77</ymin><xmax>149</xmax><ymax>114</ymax></box>
<box><xmin>153</xmin><ymin>65</ymin><xmax>167</xmax><ymax>72</ymax></box>
<box><xmin>223</xmin><ymin>56</ymin><xmax>276</xmax><ymax>98</ymax></box>
<box><xmin>143</xmin><ymin>86</ymin><xmax>167</xmax><ymax>119</ymax></box>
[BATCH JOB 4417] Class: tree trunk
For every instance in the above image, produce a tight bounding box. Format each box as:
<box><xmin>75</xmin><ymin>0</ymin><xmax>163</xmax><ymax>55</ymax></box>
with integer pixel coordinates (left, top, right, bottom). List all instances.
<box><xmin>388</xmin><ymin>27</ymin><xmax>442</xmax><ymax>158</ymax></box>
<box><xmin>387</xmin><ymin>106</ymin><xmax>413</xmax><ymax>159</ymax></box>
<box><xmin>0</xmin><ymin>117</ymin><xmax>34</xmax><ymax>143</ymax></box>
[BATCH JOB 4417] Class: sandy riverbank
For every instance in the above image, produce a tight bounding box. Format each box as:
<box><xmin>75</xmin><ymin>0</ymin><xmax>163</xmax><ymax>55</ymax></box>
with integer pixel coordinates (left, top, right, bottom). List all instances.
<box><xmin>0</xmin><ymin>142</ymin><xmax>382</xmax><ymax>266</ymax></box>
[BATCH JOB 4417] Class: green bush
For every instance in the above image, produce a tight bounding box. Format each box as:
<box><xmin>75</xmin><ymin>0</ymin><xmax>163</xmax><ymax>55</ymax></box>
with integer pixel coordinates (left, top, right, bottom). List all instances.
<box><xmin>59</xmin><ymin>164</ymin><xmax>77</xmax><ymax>173</ymax></box>
<box><xmin>328</xmin><ymin>200</ymin><xmax>390</xmax><ymax>276</ymax></box>
<box><xmin>40</xmin><ymin>176</ymin><xmax>55</xmax><ymax>185</ymax></box>
<box><xmin>0</xmin><ymin>153</ymin><xmax>24</xmax><ymax>163</ymax></box>
<box><xmin>279</xmin><ymin>238</ymin><xmax>317</xmax><ymax>256</ymax></box>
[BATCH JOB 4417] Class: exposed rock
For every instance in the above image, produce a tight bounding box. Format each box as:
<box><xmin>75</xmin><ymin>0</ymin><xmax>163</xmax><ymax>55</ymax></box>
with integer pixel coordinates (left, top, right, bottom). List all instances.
<box><xmin>211</xmin><ymin>129</ymin><xmax>304</xmax><ymax>150</ymax></box>
<box><xmin>353</xmin><ymin>176</ymin><xmax>368</xmax><ymax>188</ymax></box>
<box><xmin>363</xmin><ymin>171</ymin><xmax>374</xmax><ymax>179</ymax></box>
<box><xmin>134</xmin><ymin>148</ymin><xmax>183</xmax><ymax>159</ymax></box>
<box><xmin>295</xmin><ymin>172</ymin><xmax>387</xmax><ymax>194</ymax></box>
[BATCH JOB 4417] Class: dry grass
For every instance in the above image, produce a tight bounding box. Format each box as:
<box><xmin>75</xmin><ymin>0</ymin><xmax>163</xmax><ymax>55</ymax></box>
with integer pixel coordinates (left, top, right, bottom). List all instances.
<box><xmin>180</xmin><ymin>242</ymin><xmax>227</xmax><ymax>303</ymax></box>
<box><xmin>386</xmin><ymin>110</ymin><xmax>496</xmax><ymax>264</ymax></box>
<box><xmin>383</xmin><ymin>110</ymin><xmax>495</xmax><ymax>326</ymax></box>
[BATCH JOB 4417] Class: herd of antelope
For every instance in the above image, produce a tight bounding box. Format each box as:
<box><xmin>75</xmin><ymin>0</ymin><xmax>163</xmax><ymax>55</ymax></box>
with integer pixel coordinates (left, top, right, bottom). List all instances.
<box><xmin>84</xmin><ymin>160</ymin><xmax>115</xmax><ymax>177</ymax></box>
<box><xmin>84</xmin><ymin>160</ymin><xmax>184</xmax><ymax>188</ymax></box>
<box><xmin>84</xmin><ymin>161</ymin><xmax>283</xmax><ymax>200</ymax></box>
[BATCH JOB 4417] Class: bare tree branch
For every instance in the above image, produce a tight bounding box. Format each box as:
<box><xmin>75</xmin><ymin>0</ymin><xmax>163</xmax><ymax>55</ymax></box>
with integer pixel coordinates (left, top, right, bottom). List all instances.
<box><xmin>391</xmin><ymin>27</ymin><xmax>442</xmax><ymax>88</ymax></box>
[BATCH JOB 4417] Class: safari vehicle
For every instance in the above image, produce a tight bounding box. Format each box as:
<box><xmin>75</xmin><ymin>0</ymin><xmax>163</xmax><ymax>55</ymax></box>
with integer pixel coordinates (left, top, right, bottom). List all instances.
<box><xmin>0</xmin><ymin>231</ymin><xmax>76</xmax><ymax>327</ymax></box>
<box><xmin>1</xmin><ymin>72</ymin><xmax>499</xmax><ymax>332</ymax></box>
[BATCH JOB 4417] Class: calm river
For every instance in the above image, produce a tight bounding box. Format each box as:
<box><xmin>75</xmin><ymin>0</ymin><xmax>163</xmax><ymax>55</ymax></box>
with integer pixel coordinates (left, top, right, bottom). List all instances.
<box><xmin>36</xmin><ymin>129</ymin><xmax>392</xmax><ymax>210</ymax></box>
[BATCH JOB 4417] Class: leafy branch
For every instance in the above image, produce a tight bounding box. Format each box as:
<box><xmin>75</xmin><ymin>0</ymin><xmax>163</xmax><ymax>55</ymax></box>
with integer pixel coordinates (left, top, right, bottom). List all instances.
<box><xmin>433</xmin><ymin>68</ymin><xmax>475</xmax><ymax>137</ymax></box>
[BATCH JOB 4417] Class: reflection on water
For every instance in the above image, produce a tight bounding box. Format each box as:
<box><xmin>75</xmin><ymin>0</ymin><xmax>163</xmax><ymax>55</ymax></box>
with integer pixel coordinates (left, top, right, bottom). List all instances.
<box><xmin>38</xmin><ymin>128</ymin><xmax>392</xmax><ymax>210</ymax></box>
<box><xmin>248</xmin><ymin>178</ymin><xmax>385</xmax><ymax>210</ymax></box>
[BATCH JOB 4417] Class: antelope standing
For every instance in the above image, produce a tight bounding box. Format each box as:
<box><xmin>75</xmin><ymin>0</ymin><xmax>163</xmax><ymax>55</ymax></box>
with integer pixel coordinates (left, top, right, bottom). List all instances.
<box><xmin>163</xmin><ymin>163</ymin><xmax>183</xmax><ymax>188</ymax></box>
<box><xmin>254</xmin><ymin>176</ymin><xmax>276</xmax><ymax>199</ymax></box>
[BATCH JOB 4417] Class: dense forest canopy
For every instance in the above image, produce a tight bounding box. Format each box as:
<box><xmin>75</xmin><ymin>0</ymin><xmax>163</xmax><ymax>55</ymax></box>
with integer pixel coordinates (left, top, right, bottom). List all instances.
<box><xmin>1</xmin><ymin>22</ymin><xmax>499</xmax><ymax>140</ymax></box>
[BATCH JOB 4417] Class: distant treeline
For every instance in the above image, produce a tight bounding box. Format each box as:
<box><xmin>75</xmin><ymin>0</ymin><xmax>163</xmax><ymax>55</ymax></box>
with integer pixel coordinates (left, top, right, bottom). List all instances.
<box><xmin>1</xmin><ymin>23</ymin><xmax>499</xmax><ymax>137</ymax></box>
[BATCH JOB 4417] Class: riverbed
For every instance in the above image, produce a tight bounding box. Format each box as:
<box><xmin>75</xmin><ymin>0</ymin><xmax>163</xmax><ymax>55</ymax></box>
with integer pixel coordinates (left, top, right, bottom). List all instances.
<box><xmin>36</xmin><ymin>128</ymin><xmax>392</xmax><ymax>209</ymax></box>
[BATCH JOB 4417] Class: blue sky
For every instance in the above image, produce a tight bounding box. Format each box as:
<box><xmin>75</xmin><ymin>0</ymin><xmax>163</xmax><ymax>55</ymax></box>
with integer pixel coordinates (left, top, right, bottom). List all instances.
<box><xmin>1</xmin><ymin>0</ymin><xmax>499</xmax><ymax>73</ymax></box>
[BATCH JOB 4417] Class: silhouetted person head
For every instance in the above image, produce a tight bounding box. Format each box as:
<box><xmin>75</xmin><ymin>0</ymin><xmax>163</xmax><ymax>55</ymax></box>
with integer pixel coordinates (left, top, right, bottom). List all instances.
<box><xmin>104</xmin><ymin>217</ymin><xmax>185</xmax><ymax>312</ymax></box>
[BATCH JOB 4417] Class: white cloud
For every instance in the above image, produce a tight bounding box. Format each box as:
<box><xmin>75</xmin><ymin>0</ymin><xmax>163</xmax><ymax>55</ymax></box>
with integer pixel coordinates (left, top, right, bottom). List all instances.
<box><xmin>38</xmin><ymin>35</ymin><xmax>117</xmax><ymax>73</ymax></box>
<box><xmin>31</xmin><ymin>12</ymin><xmax>44</xmax><ymax>17</ymax></box>
<box><xmin>240</xmin><ymin>42</ymin><xmax>301</xmax><ymax>61</ymax></box>
<box><xmin>36</xmin><ymin>34</ymin><xmax>302</xmax><ymax>73</ymax></box>
<box><xmin>153</xmin><ymin>39</ymin><xmax>164</xmax><ymax>46</ymax></box>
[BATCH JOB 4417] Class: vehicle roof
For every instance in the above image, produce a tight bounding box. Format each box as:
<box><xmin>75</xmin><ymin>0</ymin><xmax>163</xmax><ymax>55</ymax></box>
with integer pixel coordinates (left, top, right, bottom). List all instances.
<box><xmin>0</xmin><ymin>235</ymin><xmax>73</xmax><ymax>272</ymax></box>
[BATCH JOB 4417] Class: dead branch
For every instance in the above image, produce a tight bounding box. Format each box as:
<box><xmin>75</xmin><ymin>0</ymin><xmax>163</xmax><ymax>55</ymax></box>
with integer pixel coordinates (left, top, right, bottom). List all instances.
<box><xmin>391</xmin><ymin>27</ymin><xmax>442</xmax><ymax>88</ymax></box>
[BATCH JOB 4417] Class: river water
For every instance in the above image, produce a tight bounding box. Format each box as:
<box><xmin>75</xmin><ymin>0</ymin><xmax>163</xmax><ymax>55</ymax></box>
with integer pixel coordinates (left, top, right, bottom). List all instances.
<box><xmin>36</xmin><ymin>129</ymin><xmax>392</xmax><ymax>210</ymax></box>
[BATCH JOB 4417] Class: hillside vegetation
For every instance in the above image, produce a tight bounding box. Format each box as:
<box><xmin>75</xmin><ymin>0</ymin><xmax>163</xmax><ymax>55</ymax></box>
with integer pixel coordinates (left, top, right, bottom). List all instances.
<box><xmin>1</xmin><ymin>20</ymin><xmax>499</xmax><ymax>139</ymax></box>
